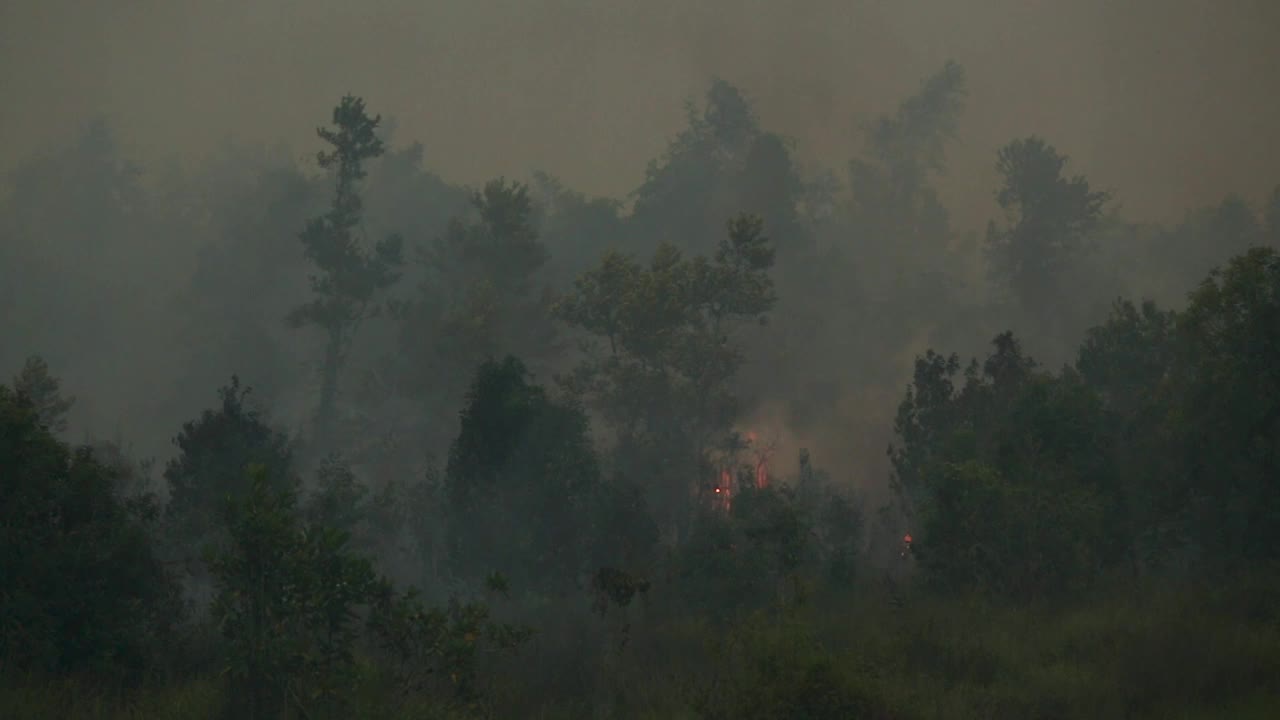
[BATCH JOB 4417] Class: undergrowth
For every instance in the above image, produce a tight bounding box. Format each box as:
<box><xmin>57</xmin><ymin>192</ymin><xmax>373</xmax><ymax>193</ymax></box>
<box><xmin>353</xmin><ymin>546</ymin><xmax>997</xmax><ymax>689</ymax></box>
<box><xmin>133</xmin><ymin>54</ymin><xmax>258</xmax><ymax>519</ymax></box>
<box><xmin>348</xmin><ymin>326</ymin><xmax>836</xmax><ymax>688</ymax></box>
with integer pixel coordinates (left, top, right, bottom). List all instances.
<box><xmin>5</xmin><ymin>578</ymin><xmax>1278</xmax><ymax>719</ymax></box>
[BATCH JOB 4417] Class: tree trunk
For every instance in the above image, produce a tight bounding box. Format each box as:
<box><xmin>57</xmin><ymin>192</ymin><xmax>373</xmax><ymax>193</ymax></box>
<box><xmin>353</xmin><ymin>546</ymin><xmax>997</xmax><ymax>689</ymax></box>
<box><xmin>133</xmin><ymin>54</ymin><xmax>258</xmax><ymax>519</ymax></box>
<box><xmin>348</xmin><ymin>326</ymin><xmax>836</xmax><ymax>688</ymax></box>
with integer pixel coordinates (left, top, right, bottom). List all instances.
<box><xmin>316</xmin><ymin>331</ymin><xmax>342</xmax><ymax>448</ymax></box>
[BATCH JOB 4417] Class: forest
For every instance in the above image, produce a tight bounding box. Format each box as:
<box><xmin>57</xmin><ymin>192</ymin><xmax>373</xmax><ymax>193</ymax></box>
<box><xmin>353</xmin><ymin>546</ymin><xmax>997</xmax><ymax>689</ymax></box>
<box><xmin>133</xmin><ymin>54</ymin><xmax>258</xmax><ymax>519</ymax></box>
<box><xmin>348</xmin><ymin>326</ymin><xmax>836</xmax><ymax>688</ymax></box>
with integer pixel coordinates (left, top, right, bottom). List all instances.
<box><xmin>2</xmin><ymin>49</ymin><xmax>1280</xmax><ymax>719</ymax></box>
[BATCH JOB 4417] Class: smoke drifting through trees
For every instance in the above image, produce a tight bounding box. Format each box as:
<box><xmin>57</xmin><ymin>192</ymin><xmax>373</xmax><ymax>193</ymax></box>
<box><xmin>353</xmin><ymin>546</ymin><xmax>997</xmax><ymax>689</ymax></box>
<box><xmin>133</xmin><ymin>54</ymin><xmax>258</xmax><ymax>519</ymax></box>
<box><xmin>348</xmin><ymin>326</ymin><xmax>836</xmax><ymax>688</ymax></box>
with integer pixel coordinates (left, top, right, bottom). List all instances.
<box><xmin>2</xmin><ymin>3</ymin><xmax>1280</xmax><ymax>717</ymax></box>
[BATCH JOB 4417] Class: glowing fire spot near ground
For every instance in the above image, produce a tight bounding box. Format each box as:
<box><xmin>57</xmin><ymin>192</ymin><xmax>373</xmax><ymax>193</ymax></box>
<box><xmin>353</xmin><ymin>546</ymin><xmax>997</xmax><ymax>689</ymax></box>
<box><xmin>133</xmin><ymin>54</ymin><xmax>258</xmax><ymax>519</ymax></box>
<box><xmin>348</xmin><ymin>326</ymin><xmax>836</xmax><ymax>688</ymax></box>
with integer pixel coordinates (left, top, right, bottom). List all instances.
<box><xmin>708</xmin><ymin>428</ymin><xmax>777</xmax><ymax>511</ymax></box>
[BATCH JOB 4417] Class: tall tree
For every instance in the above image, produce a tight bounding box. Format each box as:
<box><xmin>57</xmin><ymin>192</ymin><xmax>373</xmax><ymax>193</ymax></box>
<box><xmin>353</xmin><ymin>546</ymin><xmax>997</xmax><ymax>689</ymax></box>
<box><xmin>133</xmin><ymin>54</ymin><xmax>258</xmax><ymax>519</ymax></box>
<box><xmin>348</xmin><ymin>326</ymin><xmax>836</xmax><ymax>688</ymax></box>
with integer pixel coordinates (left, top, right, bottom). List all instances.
<box><xmin>399</xmin><ymin>178</ymin><xmax>557</xmax><ymax>450</ymax></box>
<box><xmin>844</xmin><ymin>62</ymin><xmax>968</xmax><ymax>342</ymax></box>
<box><xmin>1076</xmin><ymin>298</ymin><xmax>1183</xmax><ymax>570</ymax></box>
<box><xmin>557</xmin><ymin>214</ymin><xmax>776</xmax><ymax>540</ymax></box>
<box><xmin>985</xmin><ymin>137</ymin><xmax>1109</xmax><ymax>325</ymax></box>
<box><xmin>164</xmin><ymin>377</ymin><xmax>295</xmax><ymax>569</ymax></box>
<box><xmin>630</xmin><ymin>78</ymin><xmax>761</xmax><ymax>254</ymax></box>
<box><xmin>847</xmin><ymin>61</ymin><xmax>966</xmax><ymax>262</ymax></box>
<box><xmin>1171</xmin><ymin>247</ymin><xmax>1280</xmax><ymax>563</ymax></box>
<box><xmin>10</xmin><ymin>355</ymin><xmax>75</xmax><ymax>435</ymax></box>
<box><xmin>288</xmin><ymin>96</ymin><xmax>404</xmax><ymax>448</ymax></box>
<box><xmin>443</xmin><ymin>356</ymin><xmax>601</xmax><ymax>592</ymax></box>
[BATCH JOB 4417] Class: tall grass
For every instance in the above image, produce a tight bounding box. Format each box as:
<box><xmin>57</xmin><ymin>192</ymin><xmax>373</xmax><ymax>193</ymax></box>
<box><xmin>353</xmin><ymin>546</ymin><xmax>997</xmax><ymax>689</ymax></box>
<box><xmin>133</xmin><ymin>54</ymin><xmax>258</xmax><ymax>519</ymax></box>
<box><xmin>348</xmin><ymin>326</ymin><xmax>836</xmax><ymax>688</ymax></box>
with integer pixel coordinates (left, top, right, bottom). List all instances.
<box><xmin>6</xmin><ymin>577</ymin><xmax>1279</xmax><ymax>719</ymax></box>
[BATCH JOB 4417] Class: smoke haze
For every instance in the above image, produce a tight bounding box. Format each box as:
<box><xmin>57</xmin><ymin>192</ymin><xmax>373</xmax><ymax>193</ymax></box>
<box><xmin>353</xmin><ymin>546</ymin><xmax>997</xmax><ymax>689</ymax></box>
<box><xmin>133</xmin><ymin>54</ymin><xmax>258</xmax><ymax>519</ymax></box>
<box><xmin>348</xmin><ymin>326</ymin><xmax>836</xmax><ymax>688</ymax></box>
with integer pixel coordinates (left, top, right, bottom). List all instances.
<box><xmin>7</xmin><ymin>6</ymin><xmax>1280</xmax><ymax>716</ymax></box>
<box><xmin>4</xmin><ymin>0</ymin><xmax>1277</xmax><ymax>229</ymax></box>
<box><xmin>2</xmin><ymin>0</ymin><xmax>1278</xmax><ymax>495</ymax></box>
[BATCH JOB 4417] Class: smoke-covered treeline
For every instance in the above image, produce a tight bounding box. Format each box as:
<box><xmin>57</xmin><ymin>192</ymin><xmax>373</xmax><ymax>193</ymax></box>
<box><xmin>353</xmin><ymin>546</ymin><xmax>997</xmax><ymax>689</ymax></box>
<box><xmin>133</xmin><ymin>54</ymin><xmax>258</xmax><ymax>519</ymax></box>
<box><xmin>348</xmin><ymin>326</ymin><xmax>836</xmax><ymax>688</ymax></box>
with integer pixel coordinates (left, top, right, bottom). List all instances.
<box><xmin>3</xmin><ymin>57</ymin><xmax>1280</xmax><ymax>718</ymax></box>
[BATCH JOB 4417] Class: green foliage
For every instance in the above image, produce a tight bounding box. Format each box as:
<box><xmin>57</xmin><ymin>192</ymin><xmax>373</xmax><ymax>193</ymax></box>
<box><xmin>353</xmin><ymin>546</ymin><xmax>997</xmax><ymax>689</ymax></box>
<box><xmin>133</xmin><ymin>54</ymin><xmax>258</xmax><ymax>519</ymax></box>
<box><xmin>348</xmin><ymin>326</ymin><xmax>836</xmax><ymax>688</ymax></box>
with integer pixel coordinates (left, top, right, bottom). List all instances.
<box><xmin>591</xmin><ymin>568</ymin><xmax>651</xmax><ymax>617</ymax></box>
<box><xmin>1077</xmin><ymin>299</ymin><xmax>1183</xmax><ymax>567</ymax></box>
<box><xmin>296</xmin><ymin>523</ymin><xmax>379</xmax><ymax>712</ymax></box>
<box><xmin>839</xmin><ymin>62</ymin><xmax>969</xmax><ymax>358</ymax></box>
<box><xmin>0</xmin><ymin>385</ymin><xmax>181</xmax><ymax>683</ymax></box>
<box><xmin>894</xmin><ymin>246</ymin><xmax>1280</xmax><ymax>587</ymax></box>
<box><xmin>395</xmin><ymin>178</ymin><xmax>560</xmax><ymax>460</ymax></box>
<box><xmin>11</xmin><ymin>355</ymin><xmax>76</xmax><ymax>434</ymax></box>
<box><xmin>7</xmin><ymin>68</ymin><xmax>1280</xmax><ymax>720</ymax></box>
<box><xmin>406</xmin><ymin>179</ymin><xmax>557</xmax><ymax>387</ymax></box>
<box><xmin>366</xmin><ymin>585</ymin><xmax>532</xmax><ymax>706</ymax></box>
<box><xmin>891</xmin><ymin>333</ymin><xmax>1121</xmax><ymax>598</ymax></box>
<box><xmin>848</xmin><ymin>60</ymin><xmax>966</xmax><ymax>251</ymax></box>
<box><xmin>207</xmin><ymin>465</ymin><xmax>378</xmax><ymax>719</ymax></box>
<box><xmin>8</xmin><ymin>582</ymin><xmax>1280</xmax><ymax>718</ymax></box>
<box><xmin>1077</xmin><ymin>298</ymin><xmax>1178</xmax><ymax>417</ymax></box>
<box><xmin>288</xmin><ymin>96</ymin><xmax>404</xmax><ymax>447</ymax></box>
<box><xmin>622</xmin><ymin>77</ymin><xmax>820</xmax><ymax>440</ymax></box>
<box><xmin>915</xmin><ymin>461</ymin><xmax>1105</xmax><ymax>598</ymax></box>
<box><xmin>630</xmin><ymin>79</ymin><xmax>761</xmax><ymax>250</ymax></box>
<box><xmin>163</xmin><ymin>377</ymin><xmax>294</xmax><ymax>564</ymax></box>
<box><xmin>206</xmin><ymin>467</ymin><xmax>304</xmax><ymax>718</ymax></box>
<box><xmin>444</xmin><ymin>356</ymin><xmax>602</xmax><ymax>592</ymax></box>
<box><xmin>796</xmin><ymin>451</ymin><xmax>865</xmax><ymax>588</ymax></box>
<box><xmin>304</xmin><ymin>453</ymin><xmax>369</xmax><ymax>536</ymax></box>
<box><xmin>677</xmin><ymin>484</ymin><xmax>813</xmax><ymax>614</ymax></box>
<box><xmin>585</xmin><ymin>475</ymin><xmax>660</xmax><ymax>572</ymax></box>
<box><xmin>90</xmin><ymin>439</ymin><xmax>159</xmax><ymax>501</ymax></box>
<box><xmin>683</xmin><ymin>450</ymin><xmax>864</xmax><ymax>606</ymax></box>
<box><xmin>530</xmin><ymin>171</ymin><xmax>626</xmax><ymax>284</ymax></box>
<box><xmin>301</xmin><ymin>454</ymin><xmax>412</xmax><ymax>582</ymax></box>
<box><xmin>1170</xmin><ymin>246</ymin><xmax>1280</xmax><ymax>562</ymax></box>
<box><xmin>557</xmin><ymin>215</ymin><xmax>776</xmax><ymax>536</ymax></box>
<box><xmin>687</xmin><ymin>612</ymin><xmax>884</xmax><ymax>720</ymax></box>
<box><xmin>985</xmin><ymin>136</ymin><xmax>1109</xmax><ymax>321</ymax></box>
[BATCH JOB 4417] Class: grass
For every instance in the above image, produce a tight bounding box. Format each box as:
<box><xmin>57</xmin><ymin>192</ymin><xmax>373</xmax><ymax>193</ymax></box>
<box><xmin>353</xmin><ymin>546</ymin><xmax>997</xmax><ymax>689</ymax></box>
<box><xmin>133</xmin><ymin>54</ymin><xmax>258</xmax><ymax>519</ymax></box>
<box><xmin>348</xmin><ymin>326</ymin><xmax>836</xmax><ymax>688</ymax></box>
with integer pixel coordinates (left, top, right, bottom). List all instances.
<box><xmin>5</xmin><ymin>578</ymin><xmax>1279</xmax><ymax>719</ymax></box>
<box><xmin>0</xmin><ymin>675</ymin><xmax>223</xmax><ymax>720</ymax></box>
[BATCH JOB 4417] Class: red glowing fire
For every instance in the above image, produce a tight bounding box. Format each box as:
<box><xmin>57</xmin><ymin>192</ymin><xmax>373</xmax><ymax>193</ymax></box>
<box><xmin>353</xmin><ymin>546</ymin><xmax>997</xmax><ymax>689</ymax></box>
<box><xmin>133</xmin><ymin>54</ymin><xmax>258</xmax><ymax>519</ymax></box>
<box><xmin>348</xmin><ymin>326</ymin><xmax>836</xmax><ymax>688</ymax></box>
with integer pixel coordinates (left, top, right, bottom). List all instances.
<box><xmin>708</xmin><ymin>429</ymin><xmax>775</xmax><ymax>511</ymax></box>
<box><xmin>751</xmin><ymin>432</ymin><xmax>771</xmax><ymax>489</ymax></box>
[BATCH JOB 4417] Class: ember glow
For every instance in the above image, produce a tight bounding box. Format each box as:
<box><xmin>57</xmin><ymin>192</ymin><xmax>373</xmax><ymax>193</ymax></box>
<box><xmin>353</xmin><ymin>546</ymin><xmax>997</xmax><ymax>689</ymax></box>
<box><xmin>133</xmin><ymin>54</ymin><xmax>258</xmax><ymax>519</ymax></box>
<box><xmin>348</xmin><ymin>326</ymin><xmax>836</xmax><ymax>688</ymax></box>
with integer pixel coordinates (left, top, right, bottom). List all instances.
<box><xmin>707</xmin><ymin>429</ymin><xmax>776</xmax><ymax>511</ymax></box>
<box><xmin>750</xmin><ymin>431</ymin><xmax>773</xmax><ymax>489</ymax></box>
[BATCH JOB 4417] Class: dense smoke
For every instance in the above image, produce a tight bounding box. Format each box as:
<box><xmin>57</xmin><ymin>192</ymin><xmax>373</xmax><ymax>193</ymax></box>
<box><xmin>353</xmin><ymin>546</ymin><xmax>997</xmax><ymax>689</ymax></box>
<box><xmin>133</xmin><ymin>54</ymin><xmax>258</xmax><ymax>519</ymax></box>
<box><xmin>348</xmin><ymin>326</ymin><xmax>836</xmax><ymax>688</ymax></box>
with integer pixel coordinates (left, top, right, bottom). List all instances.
<box><xmin>3</xmin><ymin>0</ymin><xmax>1275</xmax><ymax>483</ymax></box>
<box><xmin>2</xmin><ymin>3</ymin><xmax>1279</xmax><ymax>717</ymax></box>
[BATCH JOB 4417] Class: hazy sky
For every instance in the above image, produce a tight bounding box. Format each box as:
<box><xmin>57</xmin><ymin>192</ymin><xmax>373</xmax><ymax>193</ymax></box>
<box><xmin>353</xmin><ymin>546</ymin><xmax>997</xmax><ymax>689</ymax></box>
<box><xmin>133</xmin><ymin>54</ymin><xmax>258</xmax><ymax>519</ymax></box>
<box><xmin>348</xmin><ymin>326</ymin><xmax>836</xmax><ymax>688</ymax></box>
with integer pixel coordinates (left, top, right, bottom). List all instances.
<box><xmin>2</xmin><ymin>0</ymin><xmax>1277</xmax><ymax>230</ymax></box>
